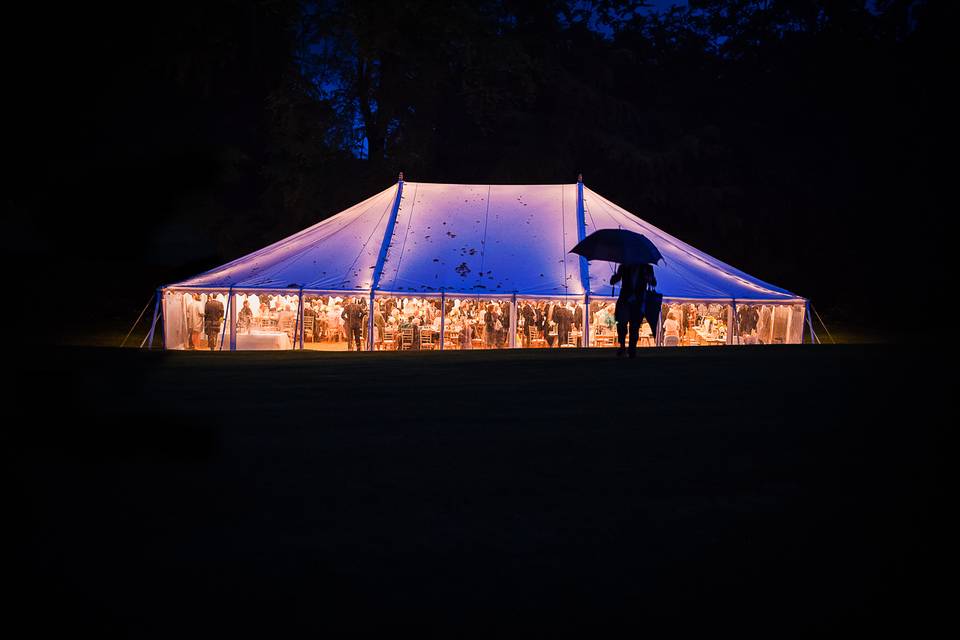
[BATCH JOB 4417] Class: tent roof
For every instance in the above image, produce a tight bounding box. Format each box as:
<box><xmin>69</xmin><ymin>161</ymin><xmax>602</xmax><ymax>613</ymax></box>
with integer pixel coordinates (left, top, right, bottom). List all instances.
<box><xmin>168</xmin><ymin>181</ymin><xmax>802</xmax><ymax>302</ymax></box>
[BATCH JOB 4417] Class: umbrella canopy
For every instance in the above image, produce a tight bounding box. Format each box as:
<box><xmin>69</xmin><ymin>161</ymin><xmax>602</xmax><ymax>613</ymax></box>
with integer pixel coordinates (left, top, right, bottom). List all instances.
<box><xmin>570</xmin><ymin>228</ymin><xmax>663</xmax><ymax>265</ymax></box>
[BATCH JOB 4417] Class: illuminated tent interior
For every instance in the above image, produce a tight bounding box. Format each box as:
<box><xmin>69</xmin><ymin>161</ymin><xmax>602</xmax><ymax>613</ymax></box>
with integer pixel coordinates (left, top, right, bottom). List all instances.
<box><xmin>157</xmin><ymin>176</ymin><xmax>811</xmax><ymax>351</ymax></box>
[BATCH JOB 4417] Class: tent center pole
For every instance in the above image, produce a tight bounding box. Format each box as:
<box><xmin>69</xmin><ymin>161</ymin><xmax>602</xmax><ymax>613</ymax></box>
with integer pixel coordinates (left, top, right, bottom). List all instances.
<box><xmin>575</xmin><ymin>174</ymin><xmax>591</xmax><ymax>348</ymax></box>
<box><xmin>367</xmin><ymin>173</ymin><xmax>405</xmax><ymax>352</ymax></box>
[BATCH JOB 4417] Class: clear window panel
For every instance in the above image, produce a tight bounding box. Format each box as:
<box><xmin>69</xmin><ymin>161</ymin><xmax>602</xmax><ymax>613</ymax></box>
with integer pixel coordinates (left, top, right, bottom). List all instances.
<box><xmin>163</xmin><ymin>290</ymin><xmax>188</xmax><ymax>350</ymax></box>
<box><xmin>786</xmin><ymin>304</ymin><xmax>806</xmax><ymax>344</ymax></box>
<box><xmin>164</xmin><ymin>290</ymin><xmax>232</xmax><ymax>350</ymax></box>
<box><xmin>587</xmin><ymin>298</ymin><xmax>655</xmax><ymax>348</ymax></box>
<box><xmin>232</xmin><ymin>291</ymin><xmax>301</xmax><ymax>350</ymax></box>
<box><xmin>734</xmin><ymin>303</ymin><xmax>803</xmax><ymax>345</ymax></box>
<box><xmin>443</xmin><ymin>297</ymin><xmax>512</xmax><ymax>349</ymax></box>
<box><xmin>301</xmin><ymin>293</ymin><xmax>367</xmax><ymax>351</ymax></box>
<box><xmin>372</xmin><ymin>295</ymin><xmax>442</xmax><ymax>350</ymax></box>
<box><xmin>516</xmin><ymin>299</ymin><xmax>583</xmax><ymax>348</ymax></box>
<box><xmin>661</xmin><ymin>302</ymin><xmax>729</xmax><ymax>347</ymax></box>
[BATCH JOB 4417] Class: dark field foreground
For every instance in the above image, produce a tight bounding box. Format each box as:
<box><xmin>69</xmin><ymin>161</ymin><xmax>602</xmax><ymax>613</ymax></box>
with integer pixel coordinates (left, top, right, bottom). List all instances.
<box><xmin>9</xmin><ymin>346</ymin><xmax>945</xmax><ymax>635</ymax></box>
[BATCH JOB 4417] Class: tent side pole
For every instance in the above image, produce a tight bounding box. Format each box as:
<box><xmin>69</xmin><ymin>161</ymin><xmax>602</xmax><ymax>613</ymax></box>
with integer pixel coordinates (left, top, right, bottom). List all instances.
<box><xmin>575</xmin><ymin>175</ymin><xmax>591</xmax><ymax>348</ymax></box>
<box><xmin>300</xmin><ymin>289</ymin><xmax>306</xmax><ymax>350</ymax></box>
<box><xmin>509</xmin><ymin>293</ymin><xmax>517</xmax><ymax>348</ymax></box>
<box><xmin>146</xmin><ymin>288</ymin><xmax>162</xmax><ymax>349</ymax></box>
<box><xmin>219</xmin><ymin>288</ymin><xmax>232</xmax><ymax>351</ymax></box>
<box><xmin>295</xmin><ymin>288</ymin><xmax>304</xmax><ymax>350</ymax></box>
<box><xmin>656</xmin><ymin>306</ymin><xmax>664</xmax><ymax>347</ymax></box>
<box><xmin>727</xmin><ymin>300</ymin><xmax>735</xmax><ymax>346</ymax></box>
<box><xmin>583</xmin><ymin>293</ymin><xmax>590</xmax><ymax>347</ymax></box>
<box><xmin>784</xmin><ymin>303</ymin><xmax>794</xmax><ymax>344</ymax></box>
<box><xmin>368</xmin><ymin>292</ymin><xmax>375</xmax><ymax>351</ymax></box>
<box><xmin>768</xmin><ymin>305</ymin><xmax>776</xmax><ymax>344</ymax></box>
<box><xmin>367</xmin><ymin>173</ymin><xmax>405</xmax><ymax>352</ymax></box>
<box><xmin>160</xmin><ymin>291</ymin><xmax>166</xmax><ymax>349</ymax></box>
<box><xmin>229</xmin><ymin>291</ymin><xmax>237</xmax><ymax>351</ymax></box>
<box><xmin>439</xmin><ymin>290</ymin><xmax>445</xmax><ymax>351</ymax></box>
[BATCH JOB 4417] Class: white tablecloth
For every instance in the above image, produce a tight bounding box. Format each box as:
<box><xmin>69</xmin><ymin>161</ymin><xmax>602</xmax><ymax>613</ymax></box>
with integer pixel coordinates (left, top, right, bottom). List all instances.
<box><xmin>236</xmin><ymin>331</ymin><xmax>291</xmax><ymax>351</ymax></box>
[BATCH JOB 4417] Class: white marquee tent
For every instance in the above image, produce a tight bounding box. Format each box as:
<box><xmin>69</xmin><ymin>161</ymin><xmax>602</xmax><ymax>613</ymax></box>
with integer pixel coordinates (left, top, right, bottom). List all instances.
<box><xmin>151</xmin><ymin>176</ymin><xmax>812</xmax><ymax>351</ymax></box>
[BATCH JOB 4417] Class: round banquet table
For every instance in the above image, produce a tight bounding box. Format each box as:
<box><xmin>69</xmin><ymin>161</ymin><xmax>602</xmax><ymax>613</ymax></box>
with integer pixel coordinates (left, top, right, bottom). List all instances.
<box><xmin>235</xmin><ymin>331</ymin><xmax>292</xmax><ymax>351</ymax></box>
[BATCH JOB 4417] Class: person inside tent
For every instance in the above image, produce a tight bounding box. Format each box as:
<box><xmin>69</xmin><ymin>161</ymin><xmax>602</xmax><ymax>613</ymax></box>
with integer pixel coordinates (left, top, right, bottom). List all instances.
<box><xmin>341</xmin><ymin>297</ymin><xmax>366</xmax><ymax>351</ymax></box>
<box><xmin>185</xmin><ymin>293</ymin><xmax>203</xmax><ymax>350</ymax></box>
<box><xmin>521</xmin><ymin>302</ymin><xmax>535</xmax><ymax>347</ymax></box>
<box><xmin>573</xmin><ymin>301</ymin><xmax>583</xmax><ymax>346</ymax></box>
<box><xmin>373</xmin><ymin>302</ymin><xmax>386</xmax><ymax>349</ymax></box>
<box><xmin>277</xmin><ymin>304</ymin><xmax>295</xmax><ymax>338</ymax></box>
<box><xmin>556</xmin><ymin>303</ymin><xmax>573</xmax><ymax>347</ymax></box>
<box><xmin>238</xmin><ymin>299</ymin><xmax>254</xmax><ymax>333</ymax></box>
<box><xmin>203</xmin><ymin>293</ymin><xmax>224</xmax><ymax>351</ymax></box>
<box><xmin>663</xmin><ymin>312</ymin><xmax>681</xmax><ymax>344</ymax></box>
<box><xmin>483</xmin><ymin>304</ymin><xmax>497</xmax><ymax>349</ymax></box>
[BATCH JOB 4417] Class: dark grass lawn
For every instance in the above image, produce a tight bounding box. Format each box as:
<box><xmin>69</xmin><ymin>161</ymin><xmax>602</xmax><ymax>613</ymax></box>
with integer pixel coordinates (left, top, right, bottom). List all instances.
<box><xmin>8</xmin><ymin>345</ymin><xmax>945</xmax><ymax>635</ymax></box>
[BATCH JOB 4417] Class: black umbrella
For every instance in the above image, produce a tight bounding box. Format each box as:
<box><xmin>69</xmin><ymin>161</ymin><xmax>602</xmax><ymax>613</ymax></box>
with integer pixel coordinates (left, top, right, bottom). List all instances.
<box><xmin>570</xmin><ymin>228</ymin><xmax>663</xmax><ymax>265</ymax></box>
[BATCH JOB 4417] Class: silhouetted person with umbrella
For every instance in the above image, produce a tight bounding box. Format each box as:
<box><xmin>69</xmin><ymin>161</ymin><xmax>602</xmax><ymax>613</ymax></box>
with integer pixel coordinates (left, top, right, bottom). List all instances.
<box><xmin>571</xmin><ymin>227</ymin><xmax>664</xmax><ymax>357</ymax></box>
<box><xmin>610</xmin><ymin>263</ymin><xmax>656</xmax><ymax>358</ymax></box>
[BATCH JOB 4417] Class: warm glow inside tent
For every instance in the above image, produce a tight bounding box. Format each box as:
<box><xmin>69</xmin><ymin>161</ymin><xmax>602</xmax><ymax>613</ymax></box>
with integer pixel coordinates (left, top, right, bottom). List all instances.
<box><xmin>155</xmin><ymin>177</ymin><xmax>811</xmax><ymax>351</ymax></box>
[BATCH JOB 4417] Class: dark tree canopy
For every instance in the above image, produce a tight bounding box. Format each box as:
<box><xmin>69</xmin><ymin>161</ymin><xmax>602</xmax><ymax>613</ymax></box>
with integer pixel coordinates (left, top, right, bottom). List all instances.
<box><xmin>5</xmin><ymin>0</ymin><xmax>944</xmax><ymax>330</ymax></box>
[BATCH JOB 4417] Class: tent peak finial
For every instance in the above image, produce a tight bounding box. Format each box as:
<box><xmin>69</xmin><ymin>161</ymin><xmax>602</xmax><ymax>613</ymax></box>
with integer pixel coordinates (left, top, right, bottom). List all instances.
<box><xmin>398</xmin><ymin>171</ymin><xmax>404</xmax><ymax>182</ymax></box>
<box><xmin>577</xmin><ymin>173</ymin><xmax>583</xmax><ymax>183</ymax></box>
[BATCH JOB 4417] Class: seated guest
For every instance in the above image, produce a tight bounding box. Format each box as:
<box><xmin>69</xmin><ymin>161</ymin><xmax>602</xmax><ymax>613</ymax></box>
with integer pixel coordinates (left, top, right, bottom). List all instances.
<box><xmin>303</xmin><ymin>303</ymin><xmax>317</xmax><ymax>341</ymax></box>
<box><xmin>277</xmin><ymin>304</ymin><xmax>295</xmax><ymax>335</ymax></box>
